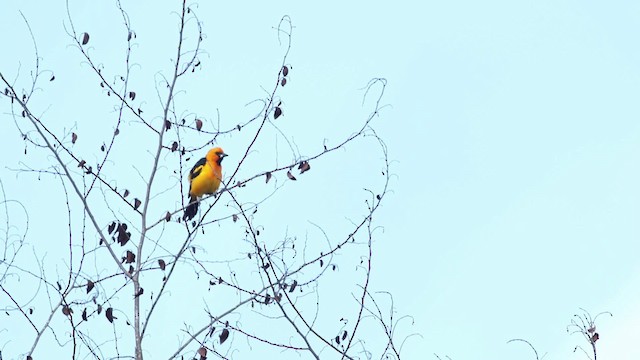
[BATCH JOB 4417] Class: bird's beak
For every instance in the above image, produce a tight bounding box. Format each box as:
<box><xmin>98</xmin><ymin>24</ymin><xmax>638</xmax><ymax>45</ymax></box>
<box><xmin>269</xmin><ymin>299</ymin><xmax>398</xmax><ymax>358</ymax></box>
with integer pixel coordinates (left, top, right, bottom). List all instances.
<box><xmin>220</xmin><ymin>153</ymin><xmax>228</xmax><ymax>158</ymax></box>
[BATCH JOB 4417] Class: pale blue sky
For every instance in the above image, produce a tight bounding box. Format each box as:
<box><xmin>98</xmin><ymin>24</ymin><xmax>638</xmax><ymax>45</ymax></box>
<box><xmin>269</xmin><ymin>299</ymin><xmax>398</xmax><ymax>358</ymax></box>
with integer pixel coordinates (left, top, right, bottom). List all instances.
<box><xmin>1</xmin><ymin>0</ymin><xmax>640</xmax><ymax>359</ymax></box>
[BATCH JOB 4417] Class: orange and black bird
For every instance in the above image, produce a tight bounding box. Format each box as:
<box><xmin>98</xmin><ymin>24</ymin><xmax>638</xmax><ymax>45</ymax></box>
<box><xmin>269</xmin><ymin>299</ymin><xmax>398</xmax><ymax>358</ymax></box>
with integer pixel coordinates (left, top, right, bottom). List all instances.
<box><xmin>183</xmin><ymin>147</ymin><xmax>227</xmax><ymax>221</ymax></box>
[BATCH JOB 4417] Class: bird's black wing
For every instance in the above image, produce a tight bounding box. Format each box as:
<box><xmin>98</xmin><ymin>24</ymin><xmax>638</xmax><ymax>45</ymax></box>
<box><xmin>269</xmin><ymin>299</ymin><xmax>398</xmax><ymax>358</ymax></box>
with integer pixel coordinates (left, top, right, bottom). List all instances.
<box><xmin>188</xmin><ymin>157</ymin><xmax>207</xmax><ymax>181</ymax></box>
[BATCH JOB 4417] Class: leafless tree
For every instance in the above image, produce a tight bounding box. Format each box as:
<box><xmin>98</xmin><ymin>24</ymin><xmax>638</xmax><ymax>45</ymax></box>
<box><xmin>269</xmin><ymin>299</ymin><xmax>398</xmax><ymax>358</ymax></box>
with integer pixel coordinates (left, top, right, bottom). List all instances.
<box><xmin>568</xmin><ymin>308</ymin><xmax>612</xmax><ymax>360</ymax></box>
<box><xmin>0</xmin><ymin>1</ymin><xmax>411</xmax><ymax>359</ymax></box>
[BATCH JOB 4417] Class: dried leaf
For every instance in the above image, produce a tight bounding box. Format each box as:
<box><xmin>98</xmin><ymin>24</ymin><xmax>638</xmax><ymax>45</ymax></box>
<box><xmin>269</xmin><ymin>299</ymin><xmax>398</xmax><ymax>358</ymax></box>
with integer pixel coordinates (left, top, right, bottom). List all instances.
<box><xmin>165</xmin><ymin>211</ymin><xmax>171</xmax><ymax>222</ymax></box>
<box><xmin>50</xmin><ymin>75</ymin><xmax>55</xmax><ymax>81</ymax></box>
<box><xmin>289</xmin><ymin>280</ymin><xmax>297</xmax><ymax>293</ymax></box>
<box><xmin>282</xmin><ymin>66</ymin><xmax>289</xmax><ymax>76</ymax></box>
<box><xmin>87</xmin><ymin>280</ymin><xmax>95</xmax><ymax>293</ymax></box>
<box><xmin>62</xmin><ymin>305</ymin><xmax>72</xmax><ymax>316</ymax></box>
<box><xmin>97</xmin><ymin>304</ymin><xmax>102</xmax><ymax>314</ymax></box>
<box><xmin>107</xmin><ymin>221</ymin><xmax>116</xmax><ymax>235</ymax></box>
<box><xmin>116</xmin><ymin>223</ymin><xmax>131</xmax><ymax>246</ymax></box>
<box><xmin>105</xmin><ymin>307</ymin><xmax>115</xmax><ymax>323</ymax></box>
<box><xmin>195</xmin><ymin>119</ymin><xmax>203</xmax><ymax>131</ymax></box>
<box><xmin>165</xmin><ymin>120</ymin><xmax>171</xmax><ymax>130</ymax></box>
<box><xmin>81</xmin><ymin>32</ymin><xmax>90</xmax><ymax>45</ymax></box>
<box><xmin>123</xmin><ymin>189</ymin><xmax>130</xmax><ymax>197</ymax></box>
<box><xmin>78</xmin><ymin>160</ymin><xmax>86</xmax><ymax>168</ymax></box>
<box><xmin>281</xmin><ymin>78</ymin><xmax>287</xmax><ymax>87</ymax></box>
<box><xmin>265</xmin><ymin>172</ymin><xmax>272</xmax><ymax>183</ymax></box>
<box><xmin>171</xmin><ymin>141</ymin><xmax>178</xmax><ymax>152</ymax></box>
<box><xmin>299</xmin><ymin>161</ymin><xmax>310</xmax><ymax>174</ymax></box>
<box><xmin>198</xmin><ymin>347</ymin><xmax>207</xmax><ymax>357</ymax></box>
<box><xmin>134</xmin><ymin>198</ymin><xmax>141</xmax><ymax>210</ymax></box>
<box><xmin>100</xmin><ymin>144</ymin><xmax>105</xmax><ymax>151</ymax></box>
<box><xmin>114</xmin><ymin>128</ymin><xmax>120</xmax><ymax>135</ymax></box>
<box><xmin>287</xmin><ymin>171</ymin><xmax>296</xmax><ymax>181</ymax></box>
<box><xmin>82</xmin><ymin>308</ymin><xmax>88</xmax><ymax>321</ymax></box>
<box><xmin>72</xmin><ymin>133</ymin><xmax>78</xmax><ymax>144</ymax></box>
<box><xmin>129</xmin><ymin>91</ymin><xmax>136</xmax><ymax>100</ymax></box>
<box><xmin>592</xmin><ymin>333</ymin><xmax>599</xmax><ymax>343</ymax></box>
<box><xmin>342</xmin><ymin>330</ymin><xmax>347</xmax><ymax>340</ymax></box>
<box><xmin>274</xmin><ymin>107</ymin><xmax>282</xmax><ymax>119</ymax></box>
<box><xmin>134</xmin><ymin>288</ymin><xmax>144</xmax><ymax>298</ymax></box>
<box><xmin>219</xmin><ymin>328</ymin><xmax>230</xmax><ymax>344</ymax></box>
<box><xmin>158</xmin><ymin>259</ymin><xmax>166</xmax><ymax>270</ymax></box>
<box><xmin>232</xmin><ymin>214</ymin><xmax>238</xmax><ymax>223</ymax></box>
<box><xmin>125</xmin><ymin>250</ymin><xmax>135</xmax><ymax>263</ymax></box>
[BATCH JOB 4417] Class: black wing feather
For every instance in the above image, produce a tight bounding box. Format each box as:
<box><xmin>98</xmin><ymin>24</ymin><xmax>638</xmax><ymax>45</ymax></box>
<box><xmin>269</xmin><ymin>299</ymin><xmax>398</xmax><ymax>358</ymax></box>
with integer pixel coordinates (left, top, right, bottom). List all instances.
<box><xmin>189</xmin><ymin>157</ymin><xmax>207</xmax><ymax>179</ymax></box>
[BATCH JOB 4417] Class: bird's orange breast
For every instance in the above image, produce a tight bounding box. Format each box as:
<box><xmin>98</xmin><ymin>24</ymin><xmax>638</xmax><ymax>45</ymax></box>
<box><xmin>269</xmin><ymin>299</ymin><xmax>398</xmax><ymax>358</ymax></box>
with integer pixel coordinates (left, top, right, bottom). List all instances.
<box><xmin>189</xmin><ymin>162</ymin><xmax>222</xmax><ymax>197</ymax></box>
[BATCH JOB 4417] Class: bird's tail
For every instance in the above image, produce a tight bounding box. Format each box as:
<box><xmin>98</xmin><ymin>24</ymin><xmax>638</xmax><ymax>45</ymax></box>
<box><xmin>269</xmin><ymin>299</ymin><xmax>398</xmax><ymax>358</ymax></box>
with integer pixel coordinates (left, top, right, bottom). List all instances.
<box><xmin>183</xmin><ymin>196</ymin><xmax>199</xmax><ymax>221</ymax></box>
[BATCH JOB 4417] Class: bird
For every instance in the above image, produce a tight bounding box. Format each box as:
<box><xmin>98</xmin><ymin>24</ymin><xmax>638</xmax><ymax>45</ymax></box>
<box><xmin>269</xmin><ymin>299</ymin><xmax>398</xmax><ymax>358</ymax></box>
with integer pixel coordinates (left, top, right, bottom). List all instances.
<box><xmin>183</xmin><ymin>147</ymin><xmax>227</xmax><ymax>221</ymax></box>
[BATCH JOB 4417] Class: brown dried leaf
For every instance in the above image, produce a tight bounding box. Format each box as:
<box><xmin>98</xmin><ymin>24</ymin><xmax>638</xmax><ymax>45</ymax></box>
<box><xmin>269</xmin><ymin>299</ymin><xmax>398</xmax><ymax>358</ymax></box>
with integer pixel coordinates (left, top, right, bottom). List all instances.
<box><xmin>87</xmin><ymin>280</ymin><xmax>95</xmax><ymax>293</ymax></box>
<box><xmin>129</xmin><ymin>91</ymin><xmax>136</xmax><ymax>100</ymax></box>
<box><xmin>105</xmin><ymin>307</ymin><xmax>115</xmax><ymax>323</ymax></box>
<box><xmin>125</xmin><ymin>250</ymin><xmax>135</xmax><ymax>264</ymax></box>
<box><xmin>265</xmin><ymin>172</ymin><xmax>272</xmax><ymax>183</ymax></box>
<box><xmin>282</xmin><ymin>65</ymin><xmax>289</xmax><ymax>76</ymax></box>
<box><xmin>81</xmin><ymin>32</ymin><xmax>90</xmax><ymax>45</ymax></box>
<box><xmin>134</xmin><ymin>198</ymin><xmax>141</xmax><ymax>210</ymax></box>
<box><xmin>165</xmin><ymin>211</ymin><xmax>171</xmax><ymax>222</ymax></box>
<box><xmin>274</xmin><ymin>107</ymin><xmax>282</xmax><ymax>119</ymax></box>
<box><xmin>195</xmin><ymin>119</ymin><xmax>203</xmax><ymax>131</ymax></box>
<box><xmin>165</xmin><ymin>120</ymin><xmax>171</xmax><ymax>130</ymax></box>
<box><xmin>62</xmin><ymin>305</ymin><xmax>72</xmax><ymax>316</ymax></box>
<box><xmin>281</xmin><ymin>78</ymin><xmax>287</xmax><ymax>87</ymax></box>
<box><xmin>299</xmin><ymin>161</ymin><xmax>310</xmax><ymax>174</ymax></box>
<box><xmin>198</xmin><ymin>347</ymin><xmax>207</xmax><ymax>357</ymax></box>
<box><xmin>591</xmin><ymin>333</ymin><xmax>599</xmax><ymax>343</ymax></box>
<box><xmin>287</xmin><ymin>171</ymin><xmax>296</xmax><ymax>181</ymax></box>
<box><xmin>232</xmin><ymin>214</ymin><xmax>238</xmax><ymax>223</ymax></box>
<box><xmin>171</xmin><ymin>141</ymin><xmax>178</xmax><ymax>152</ymax></box>
<box><xmin>219</xmin><ymin>328</ymin><xmax>230</xmax><ymax>344</ymax></box>
<box><xmin>158</xmin><ymin>259</ymin><xmax>166</xmax><ymax>270</ymax></box>
<box><xmin>123</xmin><ymin>189</ymin><xmax>130</xmax><ymax>198</ymax></box>
<box><xmin>72</xmin><ymin>132</ymin><xmax>78</xmax><ymax>144</ymax></box>
<box><xmin>78</xmin><ymin>160</ymin><xmax>86</xmax><ymax>168</ymax></box>
<box><xmin>82</xmin><ymin>308</ymin><xmax>88</xmax><ymax>321</ymax></box>
<box><xmin>134</xmin><ymin>288</ymin><xmax>144</xmax><ymax>298</ymax></box>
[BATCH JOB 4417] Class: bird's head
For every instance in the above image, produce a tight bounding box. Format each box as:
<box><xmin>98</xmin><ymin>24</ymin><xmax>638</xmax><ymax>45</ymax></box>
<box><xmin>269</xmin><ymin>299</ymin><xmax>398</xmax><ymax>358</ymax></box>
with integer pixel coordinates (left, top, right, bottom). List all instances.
<box><xmin>206</xmin><ymin>147</ymin><xmax>228</xmax><ymax>166</ymax></box>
